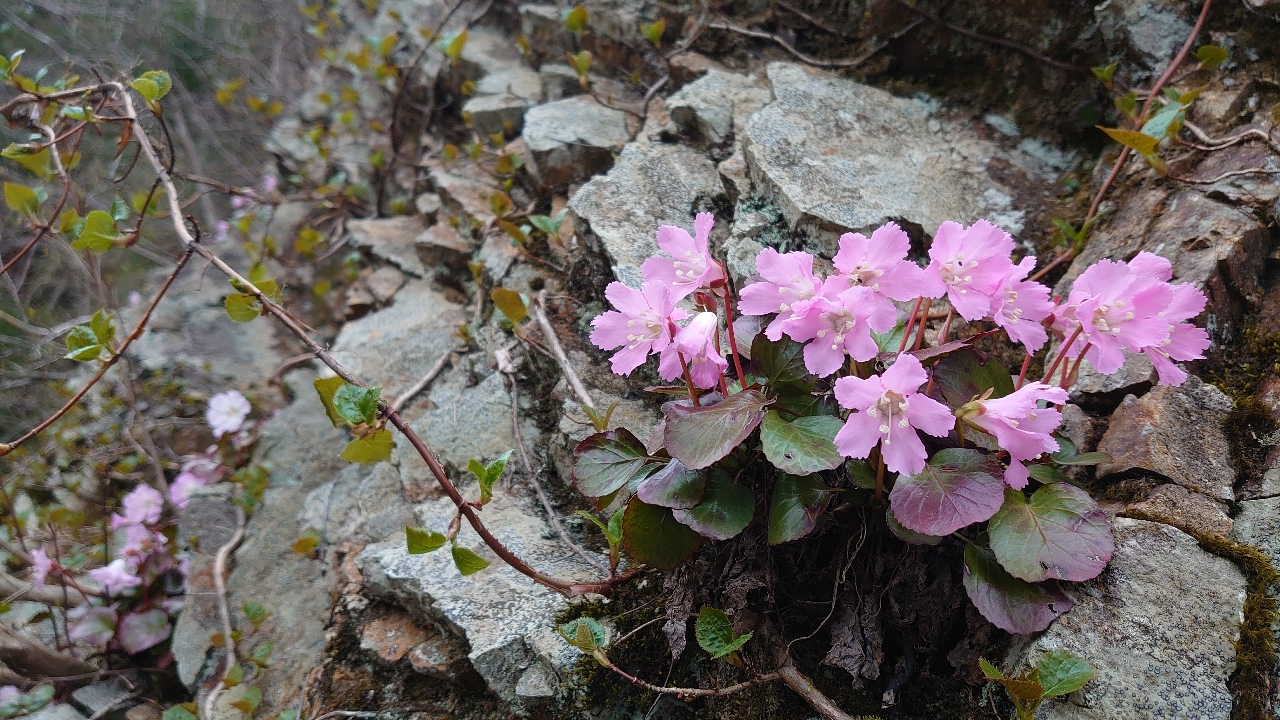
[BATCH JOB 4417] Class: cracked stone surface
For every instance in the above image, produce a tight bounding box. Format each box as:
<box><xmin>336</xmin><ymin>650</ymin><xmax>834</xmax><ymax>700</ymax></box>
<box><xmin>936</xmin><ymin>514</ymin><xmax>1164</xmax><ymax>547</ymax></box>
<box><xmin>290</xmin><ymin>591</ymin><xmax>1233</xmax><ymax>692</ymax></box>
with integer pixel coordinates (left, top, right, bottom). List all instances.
<box><xmin>522</xmin><ymin>96</ymin><xmax>631</xmax><ymax>187</ymax></box>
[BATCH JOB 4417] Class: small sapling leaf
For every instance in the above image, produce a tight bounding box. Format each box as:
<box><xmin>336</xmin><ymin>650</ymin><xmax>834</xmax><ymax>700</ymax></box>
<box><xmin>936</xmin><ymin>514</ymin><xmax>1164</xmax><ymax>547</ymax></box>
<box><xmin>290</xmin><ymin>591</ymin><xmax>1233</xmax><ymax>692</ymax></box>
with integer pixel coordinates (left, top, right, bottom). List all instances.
<box><xmin>64</xmin><ymin>325</ymin><xmax>104</xmax><ymax>362</ymax></box>
<box><xmin>1091</xmin><ymin>62</ymin><xmax>1117</xmax><ymax>85</ymax></box>
<box><xmin>642</xmin><ymin>19</ymin><xmax>665</xmax><ymax>48</ymax></box>
<box><xmin>467</xmin><ymin>450</ymin><xmax>511</xmax><ymax>505</ymax></box>
<box><xmin>73</xmin><ymin>210</ymin><xmax>121</xmax><ymax>252</ymax></box>
<box><xmin>162</xmin><ymin>706</ymin><xmax>197</xmax><ymax>720</ymax></box>
<box><xmin>341</xmin><ymin>429</ymin><xmax>393</xmax><ymax>463</ymax></box>
<box><xmin>1036</xmin><ymin>650</ymin><xmax>1097</xmax><ymax>698</ymax></box>
<box><xmin>313</xmin><ymin>376</ymin><xmax>346</xmax><ymax>427</ymax></box>
<box><xmin>561</xmin><ymin>4</ymin><xmax>589</xmax><ymax>33</ymax></box>
<box><xmin>1196</xmin><ymin>44</ymin><xmax>1228</xmax><ymax>68</ymax></box>
<box><xmin>229</xmin><ymin>686</ymin><xmax>262</xmax><ymax>714</ymax></box>
<box><xmin>406</xmin><ymin>526</ymin><xmax>448</xmax><ymax>554</ymax></box>
<box><xmin>451</xmin><ymin>544</ymin><xmax>491</xmax><ymax>575</ymax></box>
<box><xmin>558</xmin><ymin>616</ymin><xmax>607</xmax><ymax>650</ymax></box>
<box><xmin>3</xmin><ymin>182</ymin><xmax>39</xmax><ymax>215</ymax></box>
<box><xmin>694</xmin><ymin>606</ymin><xmax>752</xmax><ymax>659</ymax></box>
<box><xmin>241</xmin><ymin>601</ymin><xmax>269</xmax><ymax>629</ymax></box>
<box><xmin>292</xmin><ymin>528</ymin><xmax>321</xmax><ymax>555</ymax></box>
<box><xmin>332</xmin><ymin>383</ymin><xmax>382</xmax><ymax>425</ymax></box>
<box><xmin>224</xmin><ymin>293</ymin><xmax>261</xmax><ymax>322</ymax></box>
<box><xmin>491</xmin><ymin>287</ymin><xmax>528</xmax><ymax>324</ymax></box>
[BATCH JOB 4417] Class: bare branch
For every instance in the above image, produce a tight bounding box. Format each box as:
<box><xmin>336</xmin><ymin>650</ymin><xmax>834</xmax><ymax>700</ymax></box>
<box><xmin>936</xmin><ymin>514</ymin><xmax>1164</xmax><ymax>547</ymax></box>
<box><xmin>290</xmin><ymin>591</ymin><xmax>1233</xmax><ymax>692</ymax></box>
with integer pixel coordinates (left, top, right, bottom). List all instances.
<box><xmin>0</xmin><ymin>624</ymin><xmax>95</xmax><ymax>679</ymax></box>
<box><xmin>202</xmin><ymin>505</ymin><xmax>246</xmax><ymax>720</ymax></box>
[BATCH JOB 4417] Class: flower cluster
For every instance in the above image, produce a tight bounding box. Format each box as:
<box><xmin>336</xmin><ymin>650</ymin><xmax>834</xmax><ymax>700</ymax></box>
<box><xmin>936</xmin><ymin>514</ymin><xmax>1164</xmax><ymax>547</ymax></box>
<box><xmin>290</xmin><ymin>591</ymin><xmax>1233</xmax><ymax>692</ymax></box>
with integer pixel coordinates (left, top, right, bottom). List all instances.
<box><xmin>591</xmin><ymin>214</ymin><xmax>1209</xmax><ymax>484</ymax></box>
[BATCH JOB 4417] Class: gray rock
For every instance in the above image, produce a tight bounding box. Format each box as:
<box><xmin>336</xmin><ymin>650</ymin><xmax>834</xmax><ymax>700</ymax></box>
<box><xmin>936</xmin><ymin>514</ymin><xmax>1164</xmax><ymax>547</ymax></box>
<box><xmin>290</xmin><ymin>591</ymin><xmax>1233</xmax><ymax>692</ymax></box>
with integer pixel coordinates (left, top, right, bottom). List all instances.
<box><xmin>415</xmin><ymin>192</ymin><xmax>442</xmax><ymax>217</ymax></box>
<box><xmin>430</xmin><ymin>161</ymin><xmax>501</xmax><ymax>224</ymax></box>
<box><xmin>570</xmin><ymin>142</ymin><xmax>725</xmax><ymax>287</ymax></box>
<box><xmin>358</xmin><ymin>491</ymin><xmax>604</xmax><ymax>709</ymax></box>
<box><xmin>416</xmin><ymin>221</ymin><xmax>474</xmax><ymax>271</ymax></box>
<box><xmin>718</xmin><ymin>150</ymin><xmax>750</xmax><ymax>204</ymax></box>
<box><xmin>667</xmin><ymin>51</ymin><xmax>728</xmax><ymax>87</ymax></box>
<box><xmin>1068</xmin><ymin>353</ymin><xmax>1156</xmax><ymax>410</ymax></box>
<box><xmin>1053</xmin><ymin>185</ymin><xmax>1269</xmax><ymax>333</ymax></box>
<box><xmin>348</xmin><ymin>216</ymin><xmax>428</xmax><ymax>277</ymax></box>
<box><xmin>1231</xmin><ymin>496</ymin><xmax>1280</xmax><ymax>572</ymax></box>
<box><xmin>22</xmin><ymin>704</ymin><xmax>85</xmax><ymax>720</ymax></box>
<box><xmin>328</xmin><ymin>280</ymin><xmax>469</xmax><ymax>401</ymax></box>
<box><xmin>173</xmin><ymin>485</ymin><xmax>241</xmax><ymax>688</ymax></box>
<box><xmin>522</xmin><ymin>96</ymin><xmax>631</xmax><ymax>188</ymax></box>
<box><xmin>519</xmin><ymin>4</ymin><xmax>572</xmax><ymax>63</ymax></box>
<box><xmin>1096</xmin><ymin>376</ymin><xmax>1235</xmax><ymax>501</ymax></box>
<box><xmin>366</xmin><ymin>266</ymin><xmax>406</xmax><ymax>303</ymax></box>
<box><xmin>723</xmin><ymin>235</ymin><xmax>765</xmax><ymax>285</ymax></box>
<box><xmin>1094</xmin><ymin>0</ymin><xmax>1193</xmax><ymax>78</ymax></box>
<box><xmin>462</xmin><ymin>93</ymin><xmax>530</xmax><ymax>137</ymax></box>
<box><xmin>301</xmin><ymin>462</ymin><xmax>415</xmax><ymax>547</ymax></box>
<box><xmin>475</xmin><ymin>66</ymin><xmax>543</xmax><ymax>103</ymax></box>
<box><xmin>1125</xmin><ymin>484</ymin><xmax>1233</xmax><ymax>539</ymax></box>
<box><xmin>665</xmin><ymin>69</ymin><xmax>771</xmax><ymax>145</ymax></box>
<box><xmin>1010</xmin><ymin>518</ymin><xmax>1244</xmax><ymax>720</ymax></box>
<box><xmin>456</xmin><ymin>27</ymin><xmax>524</xmax><ymax>78</ymax></box>
<box><xmin>70</xmin><ymin>679</ymin><xmax>134</xmax><ymax>719</ymax></box>
<box><xmin>743</xmin><ymin>63</ymin><xmax>1043</xmax><ymax>253</ymax></box>
<box><xmin>539</xmin><ymin>63</ymin><xmax>583</xmax><ymax>102</ymax></box>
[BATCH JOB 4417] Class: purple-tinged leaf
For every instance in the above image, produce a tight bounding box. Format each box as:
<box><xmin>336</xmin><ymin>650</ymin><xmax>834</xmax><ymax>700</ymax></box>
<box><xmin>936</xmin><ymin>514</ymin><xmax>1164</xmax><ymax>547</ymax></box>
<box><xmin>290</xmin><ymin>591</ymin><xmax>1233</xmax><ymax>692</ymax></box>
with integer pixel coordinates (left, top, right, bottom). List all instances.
<box><xmin>636</xmin><ymin>459</ymin><xmax>706</xmax><ymax>509</ymax></box>
<box><xmin>572</xmin><ymin>428</ymin><xmax>660</xmax><ymax>498</ymax></box>
<box><xmin>885</xmin><ymin>506</ymin><xmax>942</xmax><ymax>546</ymax></box>
<box><xmin>932</xmin><ymin>349</ymin><xmax>1013</xmax><ymax>409</ymax></box>
<box><xmin>621</xmin><ymin>497</ymin><xmax>702</xmax><ymax>570</ymax></box>
<box><xmin>768</xmin><ymin>473</ymin><xmax>830</xmax><ymax>544</ymax></box>
<box><xmin>68</xmin><ymin>605</ymin><xmax>117</xmax><ymax>646</ymax></box>
<box><xmin>988</xmin><ymin>484</ymin><xmax>1114</xmax><ymax>583</ymax></box>
<box><xmin>117</xmin><ymin>608</ymin><xmax>171</xmax><ymax>654</ymax></box>
<box><xmin>664</xmin><ymin>390</ymin><xmax>770</xmax><ymax>470</ymax></box>
<box><xmin>963</xmin><ymin>538</ymin><xmax>1073</xmax><ymax>634</ymax></box>
<box><xmin>888</xmin><ymin>448</ymin><xmax>1006</xmax><ymax>536</ymax></box>
<box><xmin>672</xmin><ymin>482</ymin><xmax>754</xmax><ymax>540</ymax></box>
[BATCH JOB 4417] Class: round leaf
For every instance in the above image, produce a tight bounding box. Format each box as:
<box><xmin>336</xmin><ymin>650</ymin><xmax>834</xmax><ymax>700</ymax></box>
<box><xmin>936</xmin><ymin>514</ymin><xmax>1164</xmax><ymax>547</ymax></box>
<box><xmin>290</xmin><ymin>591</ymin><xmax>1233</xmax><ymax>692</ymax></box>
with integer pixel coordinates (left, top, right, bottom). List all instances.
<box><xmin>671</xmin><ymin>482</ymin><xmax>754</xmax><ymax>540</ymax></box>
<box><xmin>340</xmin><ymin>429</ymin><xmax>393</xmax><ymax>463</ymax></box>
<box><xmin>73</xmin><ymin>210</ymin><xmax>121</xmax><ymax>252</ymax></box>
<box><xmin>558</xmin><ymin>616</ymin><xmax>608</xmax><ymax>650</ymax></box>
<box><xmin>885</xmin><ymin>506</ymin><xmax>942</xmax><ymax>546</ymax></box>
<box><xmin>451</xmin><ymin>544</ymin><xmax>491</xmax><ymax>576</ymax></box>
<box><xmin>963</xmin><ymin>538</ymin><xmax>1073</xmax><ymax>634</ymax></box>
<box><xmin>888</xmin><ymin>448</ymin><xmax>1006</xmax><ymax>536</ymax></box>
<box><xmin>572</xmin><ymin>428</ymin><xmax>659</xmax><ymax>498</ymax></box>
<box><xmin>621</xmin><ymin>497</ymin><xmax>702</xmax><ymax>571</ymax></box>
<box><xmin>988</xmin><ymin>483</ymin><xmax>1114</xmax><ymax>583</ymax></box>
<box><xmin>694</xmin><ymin>606</ymin><xmax>752</xmax><ymax>659</ymax></box>
<box><xmin>406</xmin><ymin>526</ymin><xmax>447</xmax><ymax>554</ymax></box>
<box><xmin>224</xmin><ymin>293</ymin><xmax>261</xmax><ymax>322</ymax></box>
<box><xmin>767</xmin><ymin>473</ymin><xmax>829</xmax><ymax>544</ymax></box>
<box><xmin>635</xmin><ymin>458</ymin><xmax>705</xmax><ymax>509</ymax></box>
<box><xmin>663</xmin><ymin>390</ymin><xmax>770</xmax><ymax>470</ymax></box>
<box><xmin>760</xmin><ymin>411</ymin><xmax>844</xmax><ymax>475</ymax></box>
<box><xmin>3</xmin><ymin>181</ymin><xmax>39</xmax><ymax>215</ymax></box>
<box><xmin>932</xmin><ymin>349</ymin><xmax>1013</xmax><ymax>409</ymax></box>
<box><xmin>1036</xmin><ymin>650</ymin><xmax>1097</xmax><ymax>698</ymax></box>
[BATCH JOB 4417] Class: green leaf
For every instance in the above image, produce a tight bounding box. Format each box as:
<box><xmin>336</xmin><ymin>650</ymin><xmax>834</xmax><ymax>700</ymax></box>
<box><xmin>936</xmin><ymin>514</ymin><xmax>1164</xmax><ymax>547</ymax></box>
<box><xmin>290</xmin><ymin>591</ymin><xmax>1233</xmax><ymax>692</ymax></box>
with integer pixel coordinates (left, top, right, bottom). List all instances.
<box><xmin>642</xmin><ymin>18</ymin><xmax>665</xmax><ymax>48</ymax></box>
<box><xmin>663</xmin><ymin>390</ymin><xmax>771</xmax><ymax>470</ymax></box>
<box><xmin>1114</xmin><ymin>91</ymin><xmax>1138</xmax><ymax>119</ymax></box>
<box><xmin>528</xmin><ymin>214</ymin><xmax>562</xmax><ymax>235</ymax></box>
<box><xmin>621</xmin><ymin>497</ymin><xmax>702</xmax><ymax>570</ymax></box>
<box><xmin>468</xmin><ymin>450</ymin><xmax>511</xmax><ymax>505</ymax></box>
<box><xmin>333</xmin><ymin>383</ymin><xmax>381</xmax><ymax>425</ymax></box>
<box><xmin>132</xmin><ymin>70</ymin><xmax>172</xmax><ymax>101</ymax></box>
<box><xmin>694</xmin><ymin>606</ymin><xmax>752</xmax><ymax>659</ymax></box>
<box><xmin>73</xmin><ymin>210</ymin><xmax>121</xmax><ymax>252</ymax></box>
<box><xmin>760</xmin><ymin>411</ymin><xmax>843</xmax><ymax>475</ymax></box>
<box><xmin>752</xmin><ymin>334</ymin><xmax>809</xmax><ymax>390</ymax></box>
<box><xmin>341</xmin><ymin>429</ymin><xmax>393</xmax><ymax>463</ymax></box>
<box><xmin>571</xmin><ymin>428</ymin><xmax>660</xmax><ymax>499</ymax></box>
<box><xmin>577</xmin><ymin>510</ymin><xmax>620</xmax><ymax>544</ymax></box>
<box><xmin>451</xmin><ymin>544</ymin><xmax>491</xmax><ymax>575</ymax></box>
<box><xmin>1097</xmin><ymin>126</ymin><xmax>1165</xmax><ymax>174</ymax></box>
<box><xmin>1036</xmin><ymin>650</ymin><xmax>1096</xmax><ymax>698</ymax></box>
<box><xmin>558</xmin><ymin>616</ymin><xmax>607</xmax><ymax>650</ymax></box>
<box><xmin>109</xmin><ymin>196</ymin><xmax>130</xmax><ymax>222</ymax></box>
<box><xmin>768</xmin><ymin>473</ymin><xmax>830</xmax><ymax>544</ymax></box>
<box><xmin>885</xmin><ymin>506</ymin><xmax>943</xmax><ymax>546</ymax></box>
<box><xmin>568</xmin><ymin>50</ymin><xmax>592</xmax><ymax>77</ymax></box>
<box><xmin>988</xmin><ymin>484</ymin><xmax>1113</xmax><ymax>583</ymax></box>
<box><xmin>635</xmin><ymin>459</ymin><xmax>705</xmax><ymax>509</ymax></box>
<box><xmin>671</xmin><ymin>475</ymin><xmax>754</xmax><ymax>540</ymax></box>
<box><xmin>562</xmin><ymin>4</ymin><xmax>589</xmax><ymax>33</ymax></box>
<box><xmin>1091</xmin><ymin>62</ymin><xmax>1117</xmax><ymax>84</ymax></box>
<box><xmin>872</xmin><ymin>321</ymin><xmax>908</xmax><ymax>354</ymax></box>
<box><xmin>64</xmin><ymin>325</ymin><xmax>104</xmax><ymax>362</ymax></box>
<box><xmin>250</xmin><ymin>639</ymin><xmax>274</xmax><ymax>665</ymax></box>
<box><xmin>16</xmin><ymin>685</ymin><xmax>52</xmax><ymax>713</ymax></box>
<box><xmin>90</xmin><ymin>309</ymin><xmax>116</xmax><ymax>345</ymax></box>
<box><xmin>978</xmin><ymin>657</ymin><xmax>1005</xmax><ymax>680</ymax></box>
<box><xmin>1027</xmin><ymin>463</ymin><xmax>1070</xmax><ymax>485</ymax></box>
<box><xmin>162</xmin><ymin>706</ymin><xmax>197</xmax><ymax>720</ymax></box>
<box><xmin>241</xmin><ymin>601</ymin><xmax>268</xmax><ymax>627</ymax></box>
<box><xmin>439</xmin><ymin>30</ymin><xmax>469</xmax><ymax>60</ymax></box>
<box><xmin>607</xmin><ymin>506</ymin><xmax>624</xmax><ymax>542</ymax></box>
<box><xmin>1054</xmin><ymin>451</ymin><xmax>1110</xmax><ymax>466</ymax></box>
<box><xmin>223</xmin><ymin>662</ymin><xmax>244</xmax><ymax>687</ymax></box>
<box><xmin>490</xmin><ymin>287</ymin><xmax>527</xmax><ymax>324</ymax></box>
<box><xmin>406</xmin><ymin>526</ymin><xmax>448</xmax><ymax>554</ymax></box>
<box><xmin>224</xmin><ymin>293</ymin><xmax>261</xmax><ymax>322</ymax></box>
<box><xmin>3</xmin><ymin>182</ymin><xmax>39</xmax><ymax>215</ymax></box>
<box><xmin>2</xmin><ymin>144</ymin><xmax>53</xmax><ymax>180</ymax></box>
<box><xmin>1196</xmin><ymin>44</ymin><xmax>1228</xmax><ymax>68</ymax></box>
<box><xmin>313</xmin><ymin>376</ymin><xmax>347</xmax><ymax>427</ymax></box>
<box><xmin>229</xmin><ymin>686</ymin><xmax>261</xmax><ymax>714</ymax></box>
<box><xmin>292</xmin><ymin>528</ymin><xmax>321</xmax><ymax>554</ymax></box>
<box><xmin>1139</xmin><ymin>101</ymin><xmax>1185</xmax><ymax>140</ymax></box>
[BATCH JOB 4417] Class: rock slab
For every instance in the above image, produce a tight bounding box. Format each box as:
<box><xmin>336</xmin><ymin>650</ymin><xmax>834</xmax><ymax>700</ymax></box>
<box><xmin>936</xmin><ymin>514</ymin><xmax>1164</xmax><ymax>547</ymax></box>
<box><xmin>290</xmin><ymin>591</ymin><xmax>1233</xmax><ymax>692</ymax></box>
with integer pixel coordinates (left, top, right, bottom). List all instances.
<box><xmin>1012</xmin><ymin>518</ymin><xmax>1245</xmax><ymax>720</ymax></box>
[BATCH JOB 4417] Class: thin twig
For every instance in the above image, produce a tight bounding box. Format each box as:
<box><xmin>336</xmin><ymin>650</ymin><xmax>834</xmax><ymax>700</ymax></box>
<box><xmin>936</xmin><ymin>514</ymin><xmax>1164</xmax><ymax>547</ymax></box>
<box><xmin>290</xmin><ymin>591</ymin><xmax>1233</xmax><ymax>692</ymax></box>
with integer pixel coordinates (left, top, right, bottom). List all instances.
<box><xmin>607</xmin><ymin>663</ymin><xmax>781</xmax><ymax>697</ymax></box>
<box><xmin>777</xmin><ymin>660</ymin><xmax>854</xmax><ymax>720</ymax></box>
<box><xmin>390</xmin><ymin>346</ymin><xmax>462</xmax><ymax>412</ymax></box>
<box><xmin>202</xmin><ymin>504</ymin><xmax>246</xmax><ymax>720</ymax></box>
<box><xmin>1170</xmin><ymin>167</ymin><xmax>1280</xmax><ymax>184</ymax></box>
<box><xmin>889</xmin><ymin>0</ymin><xmax>1090</xmax><ymax>72</ymax></box>
<box><xmin>706</xmin><ymin>17</ymin><xmax>918</xmax><ymax>68</ymax></box>
<box><xmin>532</xmin><ymin>292</ymin><xmax>594</xmax><ymax>409</ymax></box>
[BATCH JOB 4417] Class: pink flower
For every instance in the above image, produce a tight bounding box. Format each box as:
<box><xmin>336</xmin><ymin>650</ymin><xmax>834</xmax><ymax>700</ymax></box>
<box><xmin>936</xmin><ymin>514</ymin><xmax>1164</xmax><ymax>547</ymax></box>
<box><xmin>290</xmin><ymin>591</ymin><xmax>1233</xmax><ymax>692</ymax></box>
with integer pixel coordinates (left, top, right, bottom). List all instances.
<box><xmin>117</xmin><ymin>608</ymin><xmax>171</xmax><ymax>654</ymax></box>
<box><xmin>0</xmin><ymin>686</ymin><xmax>20</xmax><ymax>704</ymax></box>
<box><xmin>658</xmin><ymin>313</ymin><xmax>728</xmax><ymax>389</ymax></box>
<box><xmin>181</xmin><ymin>451</ymin><xmax>224</xmax><ymax>482</ymax></box>
<box><xmin>169</xmin><ymin>473</ymin><xmax>205</xmax><ymax>509</ymax></box>
<box><xmin>214</xmin><ymin>220</ymin><xmax>231</xmax><ymax>242</ymax></box>
<box><xmin>1060</xmin><ymin>255</ymin><xmax>1172</xmax><ymax>374</ymax></box>
<box><xmin>738</xmin><ymin>249</ymin><xmax>824</xmax><ymax>341</ymax></box>
<box><xmin>639</xmin><ymin>212</ymin><xmax>724</xmax><ymax>300</ymax></box>
<box><xmin>261</xmin><ymin>174</ymin><xmax>279</xmax><ymax>193</ymax></box>
<box><xmin>922</xmin><ymin>220</ymin><xmax>1015</xmax><ymax>321</ymax></box>
<box><xmin>230</xmin><ymin>195</ymin><xmax>251</xmax><ymax>210</ymax></box>
<box><xmin>832</xmin><ymin>222</ymin><xmax>927</xmax><ymax>305</ymax></box>
<box><xmin>785</xmin><ymin>283</ymin><xmax>895</xmax><ymax>377</ymax></box>
<box><xmin>832</xmin><ymin>355</ymin><xmax>955</xmax><ymax>475</ymax></box>
<box><xmin>119</xmin><ymin>523</ymin><xmax>166</xmax><ymax>560</ymax></box>
<box><xmin>207</xmin><ymin>390</ymin><xmax>251</xmax><ymax>438</ymax></box>
<box><xmin>590</xmin><ymin>280</ymin><xmax>688</xmax><ymax>376</ymax></box>
<box><xmin>30</xmin><ymin>548</ymin><xmax>52</xmax><ymax>591</ymax></box>
<box><xmin>965</xmin><ymin>382</ymin><xmax>1068</xmax><ymax>488</ymax></box>
<box><xmin>1142</xmin><ymin>282</ymin><xmax>1210</xmax><ymax>386</ymax></box>
<box><xmin>111</xmin><ymin>485</ymin><xmax>164</xmax><ymax>529</ymax></box>
<box><xmin>69</xmin><ymin>605</ymin><xmax>118</xmax><ymax>646</ymax></box>
<box><xmin>990</xmin><ymin>256</ymin><xmax>1054</xmax><ymax>352</ymax></box>
<box><xmin>88</xmin><ymin>559</ymin><xmax>143</xmax><ymax>596</ymax></box>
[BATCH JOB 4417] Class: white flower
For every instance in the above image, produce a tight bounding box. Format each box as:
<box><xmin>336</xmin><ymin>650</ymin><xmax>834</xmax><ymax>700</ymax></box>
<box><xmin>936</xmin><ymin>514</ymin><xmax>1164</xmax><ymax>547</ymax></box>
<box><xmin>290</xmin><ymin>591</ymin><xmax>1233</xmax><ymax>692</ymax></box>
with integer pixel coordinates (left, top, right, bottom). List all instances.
<box><xmin>207</xmin><ymin>390</ymin><xmax>251</xmax><ymax>438</ymax></box>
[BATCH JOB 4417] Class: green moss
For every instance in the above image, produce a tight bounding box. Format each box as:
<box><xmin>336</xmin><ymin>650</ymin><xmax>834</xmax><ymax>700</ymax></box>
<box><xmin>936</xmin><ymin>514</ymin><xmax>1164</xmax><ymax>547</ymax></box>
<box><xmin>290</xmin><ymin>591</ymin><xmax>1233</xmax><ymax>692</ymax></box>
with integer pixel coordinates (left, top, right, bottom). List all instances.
<box><xmin>1185</xmin><ymin>532</ymin><xmax>1279</xmax><ymax>720</ymax></box>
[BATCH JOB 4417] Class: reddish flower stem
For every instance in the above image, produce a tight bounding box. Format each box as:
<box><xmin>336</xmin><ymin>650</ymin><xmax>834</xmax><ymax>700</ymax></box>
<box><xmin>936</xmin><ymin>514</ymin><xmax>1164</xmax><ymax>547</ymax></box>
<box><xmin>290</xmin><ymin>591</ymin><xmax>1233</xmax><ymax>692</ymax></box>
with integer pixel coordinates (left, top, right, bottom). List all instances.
<box><xmin>1042</xmin><ymin>326</ymin><xmax>1083</xmax><ymax>383</ymax></box>
<box><xmin>1016</xmin><ymin>351</ymin><xmax>1033</xmax><ymax>389</ymax></box>
<box><xmin>718</xmin><ymin>270</ymin><xmax>749</xmax><ymax>384</ymax></box>
<box><xmin>912</xmin><ymin>298</ymin><xmax>933</xmax><ymax>351</ymax></box>
<box><xmin>899</xmin><ymin>298</ymin><xmax>924</xmax><ymax>353</ymax></box>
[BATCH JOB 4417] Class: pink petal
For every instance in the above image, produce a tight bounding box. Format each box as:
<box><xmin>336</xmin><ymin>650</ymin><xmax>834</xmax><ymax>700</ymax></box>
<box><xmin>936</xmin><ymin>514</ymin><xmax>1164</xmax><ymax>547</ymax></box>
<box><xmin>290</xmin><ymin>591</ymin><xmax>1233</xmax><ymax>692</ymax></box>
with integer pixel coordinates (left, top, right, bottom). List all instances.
<box><xmin>834</xmin><ymin>375</ymin><xmax>882</xmax><ymax>411</ymax></box>
<box><xmin>903</xmin><ymin>394</ymin><xmax>955</xmax><ymax>438</ymax></box>
<box><xmin>880</xmin><ymin>354</ymin><xmax>928</xmax><ymax>395</ymax></box>
<box><xmin>1004</xmin><ymin>460</ymin><xmax>1030</xmax><ymax>490</ymax></box>
<box><xmin>881</xmin><ymin>420</ymin><xmax>929</xmax><ymax>476</ymax></box>
<box><xmin>803</xmin><ymin>337</ymin><xmax>847</xmax><ymax>377</ymax></box>
<box><xmin>693</xmin><ymin>212</ymin><xmax>714</xmax><ymax>251</ymax></box>
<box><xmin>1128</xmin><ymin>251</ymin><xmax>1172</xmax><ymax>282</ymax></box>
<box><xmin>834</xmin><ymin>412</ymin><xmax>881</xmax><ymax>460</ymax></box>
